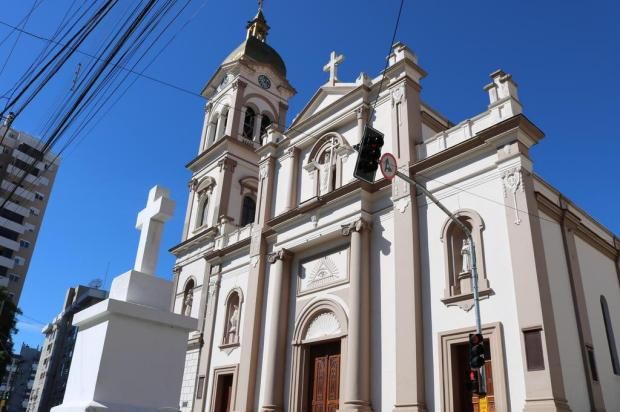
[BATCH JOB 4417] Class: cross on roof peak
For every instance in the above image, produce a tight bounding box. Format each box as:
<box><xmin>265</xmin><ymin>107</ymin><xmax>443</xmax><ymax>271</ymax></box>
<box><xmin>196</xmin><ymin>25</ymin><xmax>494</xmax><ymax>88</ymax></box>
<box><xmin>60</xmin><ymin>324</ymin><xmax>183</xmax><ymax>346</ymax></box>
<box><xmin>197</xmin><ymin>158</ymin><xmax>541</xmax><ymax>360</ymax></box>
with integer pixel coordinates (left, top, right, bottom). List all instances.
<box><xmin>323</xmin><ymin>51</ymin><xmax>344</xmax><ymax>86</ymax></box>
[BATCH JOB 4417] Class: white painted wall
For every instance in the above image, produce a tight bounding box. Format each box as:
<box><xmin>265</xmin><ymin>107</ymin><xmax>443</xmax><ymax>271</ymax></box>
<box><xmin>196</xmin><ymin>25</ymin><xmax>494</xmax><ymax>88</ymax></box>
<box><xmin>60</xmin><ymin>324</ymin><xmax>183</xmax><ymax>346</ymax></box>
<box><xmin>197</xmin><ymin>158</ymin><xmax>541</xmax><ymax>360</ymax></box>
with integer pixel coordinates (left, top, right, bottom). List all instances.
<box><xmin>574</xmin><ymin>236</ymin><xmax>620</xmax><ymax>409</ymax></box>
<box><xmin>538</xmin><ymin>212</ymin><xmax>590</xmax><ymax>411</ymax></box>
<box><xmin>419</xmin><ymin>154</ymin><xmax>526</xmax><ymax>410</ymax></box>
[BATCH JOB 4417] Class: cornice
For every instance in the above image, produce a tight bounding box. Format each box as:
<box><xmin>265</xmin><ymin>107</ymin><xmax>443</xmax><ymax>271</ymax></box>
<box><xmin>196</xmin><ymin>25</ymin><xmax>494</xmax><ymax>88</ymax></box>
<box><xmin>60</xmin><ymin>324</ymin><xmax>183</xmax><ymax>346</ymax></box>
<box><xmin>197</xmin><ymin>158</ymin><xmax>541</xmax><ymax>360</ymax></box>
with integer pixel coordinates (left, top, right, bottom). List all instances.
<box><xmin>186</xmin><ymin>136</ymin><xmax>258</xmax><ymax>172</ymax></box>
<box><xmin>535</xmin><ymin>191</ymin><xmax>617</xmax><ymax>259</ymax></box>
<box><xmin>169</xmin><ymin>227</ymin><xmax>218</xmax><ymax>256</ymax></box>
<box><xmin>203</xmin><ymin>237</ymin><xmax>251</xmax><ymax>262</ymax></box>
<box><xmin>410</xmin><ymin>114</ymin><xmax>544</xmax><ymax>174</ymax></box>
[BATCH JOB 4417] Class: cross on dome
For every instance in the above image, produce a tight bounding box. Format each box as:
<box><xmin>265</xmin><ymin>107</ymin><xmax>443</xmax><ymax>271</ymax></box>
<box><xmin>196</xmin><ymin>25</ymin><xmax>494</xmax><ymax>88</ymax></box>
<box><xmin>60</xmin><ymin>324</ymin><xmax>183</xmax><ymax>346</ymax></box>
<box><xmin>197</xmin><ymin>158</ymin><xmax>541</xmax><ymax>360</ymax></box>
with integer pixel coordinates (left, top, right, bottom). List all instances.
<box><xmin>134</xmin><ymin>185</ymin><xmax>175</xmax><ymax>276</ymax></box>
<box><xmin>323</xmin><ymin>51</ymin><xmax>345</xmax><ymax>86</ymax></box>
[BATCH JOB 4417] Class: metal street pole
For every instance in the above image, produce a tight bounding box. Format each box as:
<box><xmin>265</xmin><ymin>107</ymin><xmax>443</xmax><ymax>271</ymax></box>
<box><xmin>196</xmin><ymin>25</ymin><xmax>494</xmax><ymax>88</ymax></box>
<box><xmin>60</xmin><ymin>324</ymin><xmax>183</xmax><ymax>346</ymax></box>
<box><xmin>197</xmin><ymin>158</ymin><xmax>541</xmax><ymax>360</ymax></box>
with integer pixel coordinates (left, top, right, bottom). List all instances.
<box><xmin>394</xmin><ymin>170</ymin><xmax>487</xmax><ymax>394</ymax></box>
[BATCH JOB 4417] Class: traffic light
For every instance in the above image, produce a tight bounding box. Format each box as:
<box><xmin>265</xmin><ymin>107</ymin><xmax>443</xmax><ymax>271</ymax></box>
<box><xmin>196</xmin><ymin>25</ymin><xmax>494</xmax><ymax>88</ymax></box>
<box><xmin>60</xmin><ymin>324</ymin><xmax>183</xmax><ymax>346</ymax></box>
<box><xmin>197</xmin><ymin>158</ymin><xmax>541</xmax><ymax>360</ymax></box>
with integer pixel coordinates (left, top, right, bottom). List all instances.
<box><xmin>354</xmin><ymin>126</ymin><xmax>384</xmax><ymax>183</ymax></box>
<box><xmin>467</xmin><ymin>369</ymin><xmax>480</xmax><ymax>394</ymax></box>
<box><xmin>469</xmin><ymin>333</ymin><xmax>486</xmax><ymax>369</ymax></box>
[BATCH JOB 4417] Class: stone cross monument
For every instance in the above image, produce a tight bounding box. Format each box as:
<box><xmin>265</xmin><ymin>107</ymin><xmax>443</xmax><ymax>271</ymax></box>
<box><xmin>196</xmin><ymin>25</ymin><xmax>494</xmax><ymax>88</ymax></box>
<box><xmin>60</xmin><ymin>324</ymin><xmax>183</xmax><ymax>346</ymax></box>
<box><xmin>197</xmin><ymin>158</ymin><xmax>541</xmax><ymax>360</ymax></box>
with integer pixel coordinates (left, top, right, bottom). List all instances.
<box><xmin>52</xmin><ymin>186</ymin><xmax>196</xmax><ymax>412</ymax></box>
<box><xmin>134</xmin><ymin>186</ymin><xmax>174</xmax><ymax>275</ymax></box>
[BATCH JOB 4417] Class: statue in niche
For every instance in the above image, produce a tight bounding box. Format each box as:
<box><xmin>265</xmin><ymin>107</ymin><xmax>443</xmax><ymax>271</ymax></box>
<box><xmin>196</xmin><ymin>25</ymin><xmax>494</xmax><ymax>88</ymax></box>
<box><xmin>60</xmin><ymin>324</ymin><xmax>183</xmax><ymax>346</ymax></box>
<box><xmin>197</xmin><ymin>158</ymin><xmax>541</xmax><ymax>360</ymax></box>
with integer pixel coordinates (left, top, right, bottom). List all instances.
<box><xmin>460</xmin><ymin>239</ymin><xmax>471</xmax><ymax>274</ymax></box>
<box><xmin>317</xmin><ymin>148</ymin><xmax>336</xmax><ymax>196</ymax></box>
<box><xmin>183</xmin><ymin>288</ymin><xmax>193</xmax><ymax>316</ymax></box>
<box><xmin>227</xmin><ymin>304</ymin><xmax>239</xmax><ymax>343</ymax></box>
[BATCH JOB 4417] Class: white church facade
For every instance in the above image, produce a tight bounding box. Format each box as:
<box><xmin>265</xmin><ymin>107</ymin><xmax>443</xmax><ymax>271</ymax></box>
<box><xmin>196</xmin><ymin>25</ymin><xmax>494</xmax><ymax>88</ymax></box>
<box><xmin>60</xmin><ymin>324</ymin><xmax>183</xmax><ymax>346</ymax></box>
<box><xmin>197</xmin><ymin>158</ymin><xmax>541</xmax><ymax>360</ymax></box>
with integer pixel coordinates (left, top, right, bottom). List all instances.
<box><xmin>169</xmin><ymin>8</ymin><xmax>620</xmax><ymax>412</ymax></box>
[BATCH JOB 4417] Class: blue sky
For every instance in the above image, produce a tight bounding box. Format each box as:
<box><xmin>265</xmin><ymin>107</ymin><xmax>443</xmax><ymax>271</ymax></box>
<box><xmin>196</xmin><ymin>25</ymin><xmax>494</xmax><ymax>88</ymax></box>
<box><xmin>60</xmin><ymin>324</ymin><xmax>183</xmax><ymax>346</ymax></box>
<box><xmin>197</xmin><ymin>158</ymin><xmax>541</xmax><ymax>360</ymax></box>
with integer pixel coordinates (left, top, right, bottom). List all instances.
<box><xmin>1</xmin><ymin>0</ymin><xmax>618</xmax><ymax>348</ymax></box>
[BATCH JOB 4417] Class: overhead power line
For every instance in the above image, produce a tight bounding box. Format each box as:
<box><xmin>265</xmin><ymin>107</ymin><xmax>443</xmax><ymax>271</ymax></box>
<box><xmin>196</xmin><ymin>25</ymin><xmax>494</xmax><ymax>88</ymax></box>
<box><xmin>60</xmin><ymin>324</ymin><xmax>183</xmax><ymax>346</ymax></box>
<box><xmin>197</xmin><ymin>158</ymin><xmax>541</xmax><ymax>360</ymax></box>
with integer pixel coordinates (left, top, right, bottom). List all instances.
<box><xmin>0</xmin><ymin>17</ymin><xmax>203</xmax><ymax>99</ymax></box>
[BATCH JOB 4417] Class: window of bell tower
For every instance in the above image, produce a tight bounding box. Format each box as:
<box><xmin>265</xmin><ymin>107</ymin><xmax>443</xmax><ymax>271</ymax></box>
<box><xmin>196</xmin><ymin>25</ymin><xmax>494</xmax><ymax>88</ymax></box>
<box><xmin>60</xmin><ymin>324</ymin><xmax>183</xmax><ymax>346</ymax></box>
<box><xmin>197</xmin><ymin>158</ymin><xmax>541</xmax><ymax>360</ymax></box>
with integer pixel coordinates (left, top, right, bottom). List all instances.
<box><xmin>259</xmin><ymin>115</ymin><xmax>272</xmax><ymax>144</ymax></box>
<box><xmin>243</xmin><ymin>107</ymin><xmax>256</xmax><ymax>140</ymax></box>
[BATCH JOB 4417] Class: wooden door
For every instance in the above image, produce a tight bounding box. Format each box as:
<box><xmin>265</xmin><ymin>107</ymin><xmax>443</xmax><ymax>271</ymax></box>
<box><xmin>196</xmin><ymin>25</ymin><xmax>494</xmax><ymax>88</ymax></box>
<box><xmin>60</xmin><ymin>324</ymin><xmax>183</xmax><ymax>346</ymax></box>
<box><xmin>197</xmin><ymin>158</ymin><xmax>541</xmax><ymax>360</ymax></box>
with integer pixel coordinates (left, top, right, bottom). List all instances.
<box><xmin>214</xmin><ymin>374</ymin><xmax>234</xmax><ymax>412</ymax></box>
<box><xmin>311</xmin><ymin>354</ymin><xmax>340</xmax><ymax>412</ymax></box>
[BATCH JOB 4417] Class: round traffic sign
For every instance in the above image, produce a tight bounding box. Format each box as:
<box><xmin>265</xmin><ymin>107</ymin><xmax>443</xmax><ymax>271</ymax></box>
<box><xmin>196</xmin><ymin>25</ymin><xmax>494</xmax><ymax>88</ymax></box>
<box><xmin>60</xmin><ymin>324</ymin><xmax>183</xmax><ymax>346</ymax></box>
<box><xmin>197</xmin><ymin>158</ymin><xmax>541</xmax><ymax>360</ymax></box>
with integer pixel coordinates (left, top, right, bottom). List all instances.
<box><xmin>379</xmin><ymin>153</ymin><xmax>397</xmax><ymax>180</ymax></box>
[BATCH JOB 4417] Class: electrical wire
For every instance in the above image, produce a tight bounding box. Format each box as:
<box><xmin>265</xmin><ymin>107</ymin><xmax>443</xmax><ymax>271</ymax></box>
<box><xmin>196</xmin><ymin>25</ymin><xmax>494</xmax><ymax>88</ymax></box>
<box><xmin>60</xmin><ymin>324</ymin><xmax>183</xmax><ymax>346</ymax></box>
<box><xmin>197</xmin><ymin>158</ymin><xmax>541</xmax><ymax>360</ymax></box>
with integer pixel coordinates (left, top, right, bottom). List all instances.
<box><xmin>1</xmin><ymin>0</ymin><xmax>197</xmax><ymax>209</ymax></box>
<box><xmin>0</xmin><ymin>0</ymin><xmax>42</xmax><ymax>85</ymax></box>
<box><xmin>367</xmin><ymin>0</ymin><xmax>405</xmax><ymax>126</ymax></box>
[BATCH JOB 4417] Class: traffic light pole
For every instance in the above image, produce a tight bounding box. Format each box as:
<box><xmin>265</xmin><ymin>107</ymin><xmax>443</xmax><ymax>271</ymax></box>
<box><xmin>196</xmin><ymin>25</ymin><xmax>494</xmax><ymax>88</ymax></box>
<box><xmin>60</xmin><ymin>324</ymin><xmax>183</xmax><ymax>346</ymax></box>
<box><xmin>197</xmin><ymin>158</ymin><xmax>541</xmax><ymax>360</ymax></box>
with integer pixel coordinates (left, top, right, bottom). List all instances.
<box><xmin>394</xmin><ymin>170</ymin><xmax>487</xmax><ymax>394</ymax></box>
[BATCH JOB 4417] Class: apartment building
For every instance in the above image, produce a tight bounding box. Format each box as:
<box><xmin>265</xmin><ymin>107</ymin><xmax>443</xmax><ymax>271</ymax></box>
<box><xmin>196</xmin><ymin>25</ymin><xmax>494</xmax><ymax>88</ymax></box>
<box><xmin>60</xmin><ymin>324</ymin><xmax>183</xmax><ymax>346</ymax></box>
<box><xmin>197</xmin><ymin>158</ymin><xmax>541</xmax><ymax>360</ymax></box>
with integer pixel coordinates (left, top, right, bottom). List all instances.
<box><xmin>26</xmin><ymin>285</ymin><xmax>107</xmax><ymax>412</ymax></box>
<box><xmin>0</xmin><ymin>125</ymin><xmax>59</xmax><ymax>304</ymax></box>
<box><xmin>0</xmin><ymin>344</ymin><xmax>40</xmax><ymax>412</ymax></box>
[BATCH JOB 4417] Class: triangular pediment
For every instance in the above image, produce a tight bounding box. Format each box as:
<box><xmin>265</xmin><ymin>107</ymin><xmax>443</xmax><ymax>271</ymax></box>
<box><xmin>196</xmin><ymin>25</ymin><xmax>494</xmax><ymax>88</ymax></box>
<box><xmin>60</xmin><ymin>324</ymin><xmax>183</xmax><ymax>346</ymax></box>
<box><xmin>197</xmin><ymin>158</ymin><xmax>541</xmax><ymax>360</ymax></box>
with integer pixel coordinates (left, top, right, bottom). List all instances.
<box><xmin>291</xmin><ymin>83</ymin><xmax>357</xmax><ymax>126</ymax></box>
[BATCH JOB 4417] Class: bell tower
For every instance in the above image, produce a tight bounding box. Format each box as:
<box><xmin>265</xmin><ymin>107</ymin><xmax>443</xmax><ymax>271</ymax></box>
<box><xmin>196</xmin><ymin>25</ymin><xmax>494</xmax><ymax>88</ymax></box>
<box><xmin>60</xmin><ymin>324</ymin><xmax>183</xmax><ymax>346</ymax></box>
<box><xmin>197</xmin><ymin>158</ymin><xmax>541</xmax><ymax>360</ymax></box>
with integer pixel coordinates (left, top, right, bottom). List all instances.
<box><xmin>181</xmin><ymin>5</ymin><xmax>295</xmax><ymax>239</ymax></box>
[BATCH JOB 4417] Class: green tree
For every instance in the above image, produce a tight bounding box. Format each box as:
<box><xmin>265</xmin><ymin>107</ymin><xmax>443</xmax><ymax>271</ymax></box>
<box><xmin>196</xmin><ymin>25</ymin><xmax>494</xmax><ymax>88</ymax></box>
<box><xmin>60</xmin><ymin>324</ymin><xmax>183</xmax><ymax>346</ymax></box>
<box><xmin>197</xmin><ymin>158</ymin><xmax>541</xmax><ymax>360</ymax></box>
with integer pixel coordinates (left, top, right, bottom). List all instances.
<box><xmin>0</xmin><ymin>287</ymin><xmax>20</xmax><ymax>383</ymax></box>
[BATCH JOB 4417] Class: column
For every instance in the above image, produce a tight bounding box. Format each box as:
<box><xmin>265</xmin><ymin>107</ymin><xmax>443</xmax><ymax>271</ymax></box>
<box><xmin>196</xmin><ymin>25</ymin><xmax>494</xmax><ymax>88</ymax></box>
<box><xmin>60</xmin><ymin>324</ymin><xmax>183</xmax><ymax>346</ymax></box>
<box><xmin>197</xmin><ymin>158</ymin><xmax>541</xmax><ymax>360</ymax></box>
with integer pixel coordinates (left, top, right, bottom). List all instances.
<box><xmin>193</xmin><ymin>265</ymin><xmax>221</xmax><ymax>412</ymax></box>
<box><xmin>198</xmin><ymin>102</ymin><xmax>212</xmax><ymax>152</ymax></box>
<box><xmin>261</xmin><ymin>249</ymin><xmax>293</xmax><ymax>412</ymax></box>
<box><xmin>284</xmin><ymin>147</ymin><xmax>300</xmax><ymax>211</ymax></box>
<box><xmin>226</xmin><ymin>80</ymin><xmax>247</xmax><ymax>138</ymax></box>
<box><xmin>341</xmin><ymin>219</ymin><xmax>372</xmax><ymax>412</ymax></box>
<box><xmin>211</xmin><ymin>157</ymin><xmax>237</xmax><ymax>225</ymax></box>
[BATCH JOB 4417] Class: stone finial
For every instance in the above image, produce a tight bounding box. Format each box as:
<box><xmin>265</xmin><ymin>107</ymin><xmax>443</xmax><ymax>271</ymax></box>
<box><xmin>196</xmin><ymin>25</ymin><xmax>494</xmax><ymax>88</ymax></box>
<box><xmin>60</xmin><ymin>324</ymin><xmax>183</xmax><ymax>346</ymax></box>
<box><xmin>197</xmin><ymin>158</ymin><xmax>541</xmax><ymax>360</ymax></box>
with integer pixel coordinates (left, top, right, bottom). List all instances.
<box><xmin>484</xmin><ymin>69</ymin><xmax>522</xmax><ymax>117</ymax></box>
<box><xmin>134</xmin><ymin>186</ymin><xmax>175</xmax><ymax>275</ymax></box>
<box><xmin>484</xmin><ymin>69</ymin><xmax>519</xmax><ymax>104</ymax></box>
<box><xmin>388</xmin><ymin>42</ymin><xmax>418</xmax><ymax>66</ymax></box>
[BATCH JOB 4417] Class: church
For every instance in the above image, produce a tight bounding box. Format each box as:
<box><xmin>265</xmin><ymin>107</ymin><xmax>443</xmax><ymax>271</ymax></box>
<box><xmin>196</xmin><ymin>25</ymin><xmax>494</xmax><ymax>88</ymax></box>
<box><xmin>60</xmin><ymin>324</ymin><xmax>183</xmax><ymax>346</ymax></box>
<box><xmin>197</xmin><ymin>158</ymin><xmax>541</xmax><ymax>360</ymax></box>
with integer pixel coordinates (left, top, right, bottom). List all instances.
<box><xmin>168</xmin><ymin>6</ymin><xmax>620</xmax><ymax>412</ymax></box>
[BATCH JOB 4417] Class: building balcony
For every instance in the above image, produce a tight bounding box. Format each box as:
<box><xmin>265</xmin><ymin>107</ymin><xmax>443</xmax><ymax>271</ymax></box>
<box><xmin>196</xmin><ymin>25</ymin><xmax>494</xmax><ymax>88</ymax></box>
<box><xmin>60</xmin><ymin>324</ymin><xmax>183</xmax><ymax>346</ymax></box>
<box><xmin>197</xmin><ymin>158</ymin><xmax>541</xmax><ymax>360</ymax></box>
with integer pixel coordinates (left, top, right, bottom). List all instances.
<box><xmin>0</xmin><ymin>198</ymin><xmax>29</xmax><ymax>218</ymax></box>
<box><xmin>6</xmin><ymin>165</ymin><xmax>38</xmax><ymax>185</ymax></box>
<box><xmin>0</xmin><ymin>217</ymin><xmax>25</xmax><ymax>234</ymax></box>
<box><xmin>1</xmin><ymin>179</ymin><xmax>35</xmax><ymax>202</ymax></box>
<box><xmin>0</xmin><ymin>255</ymin><xmax>15</xmax><ymax>269</ymax></box>
<box><xmin>0</xmin><ymin>235</ymin><xmax>19</xmax><ymax>251</ymax></box>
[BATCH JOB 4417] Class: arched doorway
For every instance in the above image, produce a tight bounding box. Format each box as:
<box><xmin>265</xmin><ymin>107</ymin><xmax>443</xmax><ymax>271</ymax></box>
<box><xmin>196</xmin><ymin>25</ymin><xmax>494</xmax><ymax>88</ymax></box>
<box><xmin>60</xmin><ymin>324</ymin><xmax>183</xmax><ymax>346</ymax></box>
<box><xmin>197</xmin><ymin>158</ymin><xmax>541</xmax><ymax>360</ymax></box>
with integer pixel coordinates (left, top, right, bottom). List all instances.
<box><xmin>289</xmin><ymin>299</ymin><xmax>349</xmax><ymax>412</ymax></box>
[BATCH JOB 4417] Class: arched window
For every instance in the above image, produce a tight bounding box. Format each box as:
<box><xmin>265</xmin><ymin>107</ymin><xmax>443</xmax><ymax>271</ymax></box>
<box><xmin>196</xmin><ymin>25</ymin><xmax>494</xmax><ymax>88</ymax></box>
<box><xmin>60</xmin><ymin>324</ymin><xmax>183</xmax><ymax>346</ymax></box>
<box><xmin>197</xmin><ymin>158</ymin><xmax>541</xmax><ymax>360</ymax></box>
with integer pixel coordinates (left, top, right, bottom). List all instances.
<box><xmin>207</xmin><ymin>114</ymin><xmax>218</xmax><ymax>145</ymax></box>
<box><xmin>440</xmin><ymin>210</ymin><xmax>491</xmax><ymax>311</ymax></box>
<box><xmin>259</xmin><ymin>115</ymin><xmax>272</xmax><ymax>144</ymax></box>
<box><xmin>222</xmin><ymin>290</ymin><xmax>242</xmax><ymax>346</ymax></box>
<box><xmin>182</xmin><ymin>279</ymin><xmax>195</xmax><ymax>317</ymax></box>
<box><xmin>303</xmin><ymin>133</ymin><xmax>354</xmax><ymax>198</ymax></box>
<box><xmin>198</xmin><ymin>196</ymin><xmax>209</xmax><ymax>228</ymax></box>
<box><xmin>217</xmin><ymin>108</ymin><xmax>229</xmax><ymax>140</ymax></box>
<box><xmin>240</xmin><ymin>196</ymin><xmax>256</xmax><ymax>227</ymax></box>
<box><xmin>601</xmin><ymin>295</ymin><xmax>620</xmax><ymax>375</ymax></box>
<box><xmin>243</xmin><ymin>107</ymin><xmax>256</xmax><ymax>140</ymax></box>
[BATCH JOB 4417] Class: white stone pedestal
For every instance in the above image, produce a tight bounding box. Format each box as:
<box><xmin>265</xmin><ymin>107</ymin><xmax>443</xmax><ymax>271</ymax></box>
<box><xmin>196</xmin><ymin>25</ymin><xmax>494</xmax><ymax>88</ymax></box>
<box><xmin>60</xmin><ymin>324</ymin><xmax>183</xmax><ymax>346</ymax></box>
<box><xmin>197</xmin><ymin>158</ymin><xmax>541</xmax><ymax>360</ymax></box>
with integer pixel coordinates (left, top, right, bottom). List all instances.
<box><xmin>51</xmin><ymin>270</ymin><xmax>197</xmax><ymax>412</ymax></box>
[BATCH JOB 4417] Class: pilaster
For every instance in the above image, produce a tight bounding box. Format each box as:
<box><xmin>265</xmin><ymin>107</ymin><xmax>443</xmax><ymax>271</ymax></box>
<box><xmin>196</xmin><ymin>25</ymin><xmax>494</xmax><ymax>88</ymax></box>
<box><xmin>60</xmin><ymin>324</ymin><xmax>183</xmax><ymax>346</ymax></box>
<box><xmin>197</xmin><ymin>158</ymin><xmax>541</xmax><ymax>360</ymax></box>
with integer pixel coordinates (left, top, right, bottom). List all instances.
<box><xmin>192</xmin><ymin>264</ymin><xmax>221</xmax><ymax>412</ymax></box>
<box><xmin>559</xmin><ymin>199</ymin><xmax>605</xmax><ymax>411</ymax></box>
<box><xmin>389</xmin><ymin>68</ymin><xmax>426</xmax><ymax>412</ymax></box>
<box><xmin>235</xmin><ymin>151</ymin><xmax>275</xmax><ymax>412</ymax></box>
<box><xmin>497</xmin><ymin>145</ymin><xmax>570</xmax><ymax>412</ymax></box>
<box><xmin>341</xmin><ymin>218</ymin><xmax>372</xmax><ymax>412</ymax></box>
<box><xmin>170</xmin><ymin>265</ymin><xmax>182</xmax><ymax>311</ymax></box>
<box><xmin>261</xmin><ymin>249</ymin><xmax>293</xmax><ymax>412</ymax></box>
<box><xmin>182</xmin><ymin>179</ymin><xmax>197</xmax><ymax>239</ymax></box>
